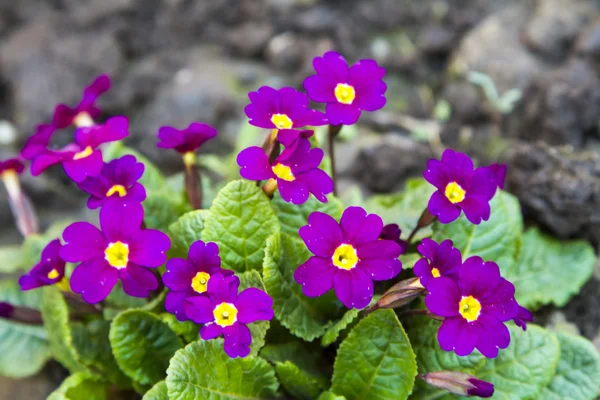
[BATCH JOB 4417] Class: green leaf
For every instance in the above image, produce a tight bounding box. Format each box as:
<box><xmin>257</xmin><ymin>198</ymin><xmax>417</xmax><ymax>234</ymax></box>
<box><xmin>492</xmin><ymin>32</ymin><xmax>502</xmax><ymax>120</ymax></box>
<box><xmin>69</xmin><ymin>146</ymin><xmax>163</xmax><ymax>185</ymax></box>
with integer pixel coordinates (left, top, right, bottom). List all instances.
<box><xmin>271</xmin><ymin>191</ymin><xmax>344</xmax><ymax>236</ymax></box>
<box><xmin>144</xmin><ymin>190</ymin><xmax>190</xmax><ymax>232</ymax></box>
<box><xmin>318</xmin><ymin>392</ymin><xmax>347</xmax><ymax>400</ymax></box>
<box><xmin>406</xmin><ymin>316</ymin><xmax>485</xmax><ymax>399</ymax></box>
<box><xmin>47</xmin><ymin>372</ymin><xmax>107</xmax><ymax>400</ymax></box>
<box><xmin>399</xmin><ymin>253</ymin><xmax>421</xmax><ymax>270</ymax></box>
<box><xmin>143</xmin><ymin>381</ymin><xmax>169</xmax><ymax>400</ymax></box>
<box><xmin>21</xmin><ymin>234</ymin><xmax>52</xmax><ymax>271</ymax></box>
<box><xmin>365</xmin><ymin>178</ymin><xmax>435</xmax><ymax>242</ymax></box>
<box><xmin>202</xmin><ymin>180</ymin><xmax>280</xmax><ymax>272</ymax></box>
<box><xmin>110</xmin><ymin>310</ymin><xmax>184</xmax><ymax>385</ymax></box>
<box><xmin>504</xmin><ymin>228</ymin><xmax>596</xmax><ymax>310</ymax></box>
<box><xmin>166</xmin><ymin>339</ymin><xmax>279</xmax><ymax>399</ymax></box>
<box><xmin>168</xmin><ymin>210</ymin><xmax>208</xmax><ymax>258</ymax></box>
<box><xmin>263</xmin><ymin>232</ymin><xmax>341</xmax><ymax>341</ymax></box>
<box><xmin>321</xmin><ymin>308</ymin><xmax>360</xmax><ymax>347</ymax></box>
<box><xmin>540</xmin><ymin>332</ymin><xmax>600</xmax><ymax>400</ymax></box>
<box><xmin>71</xmin><ymin>320</ymin><xmax>130</xmax><ymax>387</ymax></box>
<box><xmin>0</xmin><ymin>245</ymin><xmax>23</xmax><ymax>272</ymax></box>
<box><xmin>0</xmin><ymin>281</ymin><xmax>51</xmax><ymax>378</ymax></box>
<box><xmin>260</xmin><ymin>340</ymin><xmax>330</xmax><ymax>377</ymax></box>
<box><xmin>332</xmin><ymin>309</ymin><xmax>417</xmax><ymax>400</ymax></box>
<box><xmin>159</xmin><ymin>313</ymin><xmax>200</xmax><ymax>344</ymax></box>
<box><xmin>238</xmin><ymin>270</ymin><xmax>270</xmax><ymax>356</ymax></box>
<box><xmin>276</xmin><ymin>361</ymin><xmax>328</xmax><ymax>400</ymax></box>
<box><xmin>432</xmin><ymin>190</ymin><xmax>523</xmax><ymax>271</ymax></box>
<box><xmin>41</xmin><ymin>286</ymin><xmax>87</xmax><ymax>373</ymax></box>
<box><xmin>476</xmin><ymin>325</ymin><xmax>561</xmax><ymax>400</ymax></box>
<box><xmin>103</xmin><ymin>141</ymin><xmax>165</xmax><ymax>191</ymax></box>
<box><xmin>103</xmin><ymin>282</ymin><xmax>148</xmax><ymax>320</ymax></box>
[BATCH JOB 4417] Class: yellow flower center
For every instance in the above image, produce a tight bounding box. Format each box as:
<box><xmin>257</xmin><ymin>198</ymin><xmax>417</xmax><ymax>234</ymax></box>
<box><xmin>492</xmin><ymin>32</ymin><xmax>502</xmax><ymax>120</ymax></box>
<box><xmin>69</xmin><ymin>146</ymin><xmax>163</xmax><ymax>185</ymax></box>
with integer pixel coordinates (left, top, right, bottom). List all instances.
<box><xmin>55</xmin><ymin>277</ymin><xmax>71</xmax><ymax>292</ymax></box>
<box><xmin>105</xmin><ymin>241</ymin><xmax>129</xmax><ymax>269</ymax></box>
<box><xmin>272</xmin><ymin>163</ymin><xmax>295</xmax><ymax>182</ymax></box>
<box><xmin>459</xmin><ymin>295</ymin><xmax>481</xmax><ymax>322</ymax></box>
<box><xmin>332</xmin><ymin>244</ymin><xmax>359</xmax><ymax>270</ymax></box>
<box><xmin>444</xmin><ymin>182</ymin><xmax>466</xmax><ymax>204</ymax></box>
<box><xmin>213</xmin><ymin>302</ymin><xmax>238</xmax><ymax>327</ymax></box>
<box><xmin>334</xmin><ymin>83</ymin><xmax>356</xmax><ymax>105</ymax></box>
<box><xmin>431</xmin><ymin>267</ymin><xmax>440</xmax><ymax>278</ymax></box>
<box><xmin>106</xmin><ymin>184</ymin><xmax>127</xmax><ymax>197</ymax></box>
<box><xmin>191</xmin><ymin>272</ymin><xmax>211</xmax><ymax>294</ymax></box>
<box><xmin>73</xmin><ymin>112</ymin><xmax>94</xmax><ymax>128</ymax></box>
<box><xmin>73</xmin><ymin>146</ymin><xmax>94</xmax><ymax>160</ymax></box>
<box><xmin>182</xmin><ymin>151</ymin><xmax>196</xmax><ymax>167</ymax></box>
<box><xmin>47</xmin><ymin>269</ymin><xmax>60</xmax><ymax>280</ymax></box>
<box><xmin>271</xmin><ymin>114</ymin><xmax>293</xmax><ymax>129</ymax></box>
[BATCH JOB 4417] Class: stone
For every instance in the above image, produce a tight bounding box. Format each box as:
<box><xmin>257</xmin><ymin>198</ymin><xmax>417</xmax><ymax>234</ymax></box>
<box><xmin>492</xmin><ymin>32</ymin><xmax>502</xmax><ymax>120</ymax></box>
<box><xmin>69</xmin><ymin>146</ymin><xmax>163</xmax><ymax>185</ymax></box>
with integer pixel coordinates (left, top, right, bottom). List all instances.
<box><xmin>223</xmin><ymin>22</ymin><xmax>273</xmax><ymax>58</ymax></box>
<box><xmin>515</xmin><ymin>59</ymin><xmax>600</xmax><ymax>147</ymax></box>
<box><xmin>525</xmin><ymin>0</ymin><xmax>596</xmax><ymax>61</ymax></box>
<box><xmin>575</xmin><ymin>18</ymin><xmax>600</xmax><ymax>61</ymax></box>
<box><xmin>503</xmin><ymin>141</ymin><xmax>600</xmax><ymax>242</ymax></box>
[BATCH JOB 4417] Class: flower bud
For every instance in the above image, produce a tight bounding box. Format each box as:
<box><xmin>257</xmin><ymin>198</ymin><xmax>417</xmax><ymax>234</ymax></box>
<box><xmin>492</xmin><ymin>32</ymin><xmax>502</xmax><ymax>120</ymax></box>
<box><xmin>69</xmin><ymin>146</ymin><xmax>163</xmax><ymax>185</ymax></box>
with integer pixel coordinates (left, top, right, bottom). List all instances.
<box><xmin>420</xmin><ymin>371</ymin><xmax>494</xmax><ymax>398</ymax></box>
<box><xmin>373</xmin><ymin>277</ymin><xmax>425</xmax><ymax>311</ymax></box>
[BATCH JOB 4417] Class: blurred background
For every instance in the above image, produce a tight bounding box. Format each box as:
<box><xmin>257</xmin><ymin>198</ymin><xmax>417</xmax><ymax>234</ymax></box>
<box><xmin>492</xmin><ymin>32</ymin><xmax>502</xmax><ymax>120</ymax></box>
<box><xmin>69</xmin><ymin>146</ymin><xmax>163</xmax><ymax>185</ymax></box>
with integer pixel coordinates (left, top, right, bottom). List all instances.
<box><xmin>1</xmin><ymin>0</ymin><xmax>600</xmax><ymax>397</ymax></box>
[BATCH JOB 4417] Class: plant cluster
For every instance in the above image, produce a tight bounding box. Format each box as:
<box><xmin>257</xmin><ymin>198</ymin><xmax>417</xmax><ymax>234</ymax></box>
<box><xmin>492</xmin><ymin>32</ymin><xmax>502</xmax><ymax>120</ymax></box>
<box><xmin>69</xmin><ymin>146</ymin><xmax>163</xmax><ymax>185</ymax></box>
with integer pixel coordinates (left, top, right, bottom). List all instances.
<box><xmin>0</xmin><ymin>51</ymin><xmax>599</xmax><ymax>400</ymax></box>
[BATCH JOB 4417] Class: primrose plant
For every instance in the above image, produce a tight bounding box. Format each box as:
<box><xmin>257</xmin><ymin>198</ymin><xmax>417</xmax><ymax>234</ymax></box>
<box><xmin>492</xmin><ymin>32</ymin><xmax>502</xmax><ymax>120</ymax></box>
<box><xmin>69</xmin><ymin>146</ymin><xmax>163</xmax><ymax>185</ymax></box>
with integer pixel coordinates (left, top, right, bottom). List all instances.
<box><xmin>0</xmin><ymin>52</ymin><xmax>599</xmax><ymax>400</ymax></box>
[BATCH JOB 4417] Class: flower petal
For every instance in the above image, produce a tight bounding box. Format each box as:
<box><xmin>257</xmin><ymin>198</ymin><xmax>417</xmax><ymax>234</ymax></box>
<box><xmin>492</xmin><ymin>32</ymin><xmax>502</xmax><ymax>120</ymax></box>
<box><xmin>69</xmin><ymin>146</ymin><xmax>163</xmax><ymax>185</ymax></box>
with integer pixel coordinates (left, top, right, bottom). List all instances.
<box><xmin>207</xmin><ymin>274</ymin><xmax>240</xmax><ymax>304</ymax></box>
<box><xmin>119</xmin><ymin>263</ymin><xmax>159</xmax><ymax>297</ymax></box>
<box><xmin>459</xmin><ymin>257</ymin><xmax>500</xmax><ymax>299</ymax></box>
<box><xmin>165</xmin><ymin>290</ymin><xmax>194</xmax><ymax>321</ymax></box>
<box><xmin>340</xmin><ymin>206</ymin><xmax>383</xmax><ymax>245</ymax></box>
<box><xmin>333</xmin><ymin>268</ymin><xmax>374</xmax><ymax>309</ymax></box>
<box><xmin>428</xmin><ymin>190</ymin><xmax>461</xmax><ymax>224</ymax></box>
<box><xmin>476</xmin><ymin>315</ymin><xmax>510</xmax><ymax>358</ymax></box>
<box><xmin>326</xmin><ymin>103</ymin><xmax>361</xmax><ymax>126</ymax></box>
<box><xmin>460</xmin><ymin>196</ymin><xmax>491</xmax><ymax>225</ymax></box>
<box><xmin>70</xmin><ymin>258</ymin><xmax>118</xmax><ymax>304</ymax></box>
<box><xmin>235</xmin><ymin>288</ymin><xmax>274</xmax><ymax>323</ymax></box>
<box><xmin>201</xmin><ymin>323</ymin><xmax>222</xmax><ymax>340</ymax></box>
<box><xmin>278</xmin><ymin>179</ymin><xmax>310</xmax><ymax>205</ymax></box>
<box><xmin>163</xmin><ymin>259</ymin><xmax>196</xmax><ymax>291</ymax></box>
<box><xmin>60</xmin><ymin>222</ymin><xmax>106</xmax><ymax>262</ymax></box>
<box><xmin>99</xmin><ymin>200</ymin><xmax>143</xmax><ymax>243</ymax></box>
<box><xmin>223</xmin><ymin>323</ymin><xmax>252</xmax><ymax>358</ymax></box>
<box><xmin>425</xmin><ymin>277</ymin><xmax>461</xmax><ymax>317</ymax></box>
<box><xmin>63</xmin><ymin>150</ymin><xmax>103</xmax><ymax>182</ymax></box>
<box><xmin>294</xmin><ymin>256</ymin><xmax>335</xmax><ymax>297</ymax></box>
<box><xmin>129</xmin><ymin>229</ymin><xmax>171</xmax><ymax>267</ymax></box>
<box><xmin>237</xmin><ymin>146</ymin><xmax>274</xmax><ymax>181</ymax></box>
<box><xmin>299</xmin><ymin>211</ymin><xmax>343</xmax><ymax>257</ymax></box>
<box><xmin>185</xmin><ymin>296</ymin><xmax>215</xmax><ymax>324</ymax></box>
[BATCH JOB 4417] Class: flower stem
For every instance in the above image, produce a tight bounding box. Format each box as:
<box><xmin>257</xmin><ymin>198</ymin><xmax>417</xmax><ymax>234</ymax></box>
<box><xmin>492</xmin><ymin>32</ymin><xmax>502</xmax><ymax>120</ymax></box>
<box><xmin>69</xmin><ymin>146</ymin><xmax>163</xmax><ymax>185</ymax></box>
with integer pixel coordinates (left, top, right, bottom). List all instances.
<box><xmin>328</xmin><ymin>124</ymin><xmax>342</xmax><ymax>196</ymax></box>
<box><xmin>2</xmin><ymin>171</ymin><xmax>39</xmax><ymax>237</ymax></box>
<box><xmin>263</xmin><ymin>129</ymin><xmax>281</xmax><ymax>164</ymax></box>
<box><xmin>406</xmin><ymin>208</ymin><xmax>437</xmax><ymax>244</ymax></box>
<box><xmin>183</xmin><ymin>152</ymin><xmax>202</xmax><ymax>210</ymax></box>
<box><xmin>0</xmin><ymin>302</ymin><xmax>43</xmax><ymax>325</ymax></box>
<box><xmin>261</xmin><ymin>179</ymin><xmax>278</xmax><ymax>199</ymax></box>
<box><xmin>62</xmin><ymin>291</ymin><xmax>102</xmax><ymax>314</ymax></box>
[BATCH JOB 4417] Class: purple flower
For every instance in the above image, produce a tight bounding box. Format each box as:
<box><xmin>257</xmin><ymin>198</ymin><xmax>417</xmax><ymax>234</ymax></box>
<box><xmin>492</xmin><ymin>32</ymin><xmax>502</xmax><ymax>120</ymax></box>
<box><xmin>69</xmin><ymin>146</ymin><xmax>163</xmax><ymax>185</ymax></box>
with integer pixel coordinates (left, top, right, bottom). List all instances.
<box><xmin>21</xmin><ymin>124</ymin><xmax>55</xmax><ymax>161</ymax></box>
<box><xmin>185</xmin><ymin>274</ymin><xmax>274</xmax><ymax>358</ymax></box>
<box><xmin>19</xmin><ymin>239</ymin><xmax>66</xmax><ymax>290</ymax></box>
<box><xmin>277</xmin><ymin>129</ymin><xmax>314</xmax><ymax>159</ymax></box>
<box><xmin>413</xmin><ymin>238</ymin><xmax>461</xmax><ymax>288</ymax></box>
<box><xmin>421</xmin><ymin>371</ymin><xmax>494</xmax><ymax>398</ymax></box>
<box><xmin>0</xmin><ymin>158</ymin><xmax>25</xmax><ymax>176</ymax></box>
<box><xmin>294</xmin><ymin>206</ymin><xmax>403</xmax><ymax>309</ymax></box>
<box><xmin>31</xmin><ymin>116</ymin><xmax>129</xmax><ymax>182</ymax></box>
<box><xmin>163</xmin><ymin>240</ymin><xmax>234</xmax><ymax>321</ymax></box>
<box><xmin>53</xmin><ymin>74</ymin><xmax>111</xmax><ymax>129</ymax></box>
<box><xmin>424</xmin><ymin>149</ymin><xmax>497</xmax><ymax>225</ymax></box>
<box><xmin>425</xmin><ymin>256</ymin><xmax>519</xmax><ymax>358</ymax></box>
<box><xmin>157</xmin><ymin>122</ymin><xmax>218</xmax><ymax>154</ymax></box>
<box><xmin>378</xmin><ymin>223</ymin><xmax>409</xmax><ymax>254</ymax></box>
<box><xmin>513</xmin><ymin>305</ymin><xmax>533</xmax><ymax>331</ymax></box>
<box><xmin>59</xmin><ymin>200</ymin><xmax>171</xmax><ymax>303</ymax></box>
<box><xmin>303</xmin><ymin>51</ymin><xmax>387</xmax><ymax>125</ymax></box>
<box><xmin>488</xmin><ymin>163</ymin><xmax>507</xmax><ymax>189</ymax></box>
<box><xmin>237</xmin><ymin>138</ymin><xmax>333</xmax><ymax>204</ymax></box>
<box><xmin>244</xmin><ymin>86</ymin><xmax>327</xmax><ymax>130</ymax></box>
<box><xmin>77</xmin><ymin>155</ymin><xmax>146</xmax><ymax>209</ymax></box>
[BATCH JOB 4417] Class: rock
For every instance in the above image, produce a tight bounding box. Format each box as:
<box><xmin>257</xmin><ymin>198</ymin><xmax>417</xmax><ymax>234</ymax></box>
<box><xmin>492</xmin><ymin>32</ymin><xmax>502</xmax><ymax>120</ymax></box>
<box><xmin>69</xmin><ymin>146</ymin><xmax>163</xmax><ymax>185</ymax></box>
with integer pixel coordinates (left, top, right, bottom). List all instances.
<box><xmin>223</xmin><ymin>22</ymin><xmax>273</xmax><ymax>58</ymax></box>
<box><xmin>560</xmin><ymin>276</ymin><xmax>600</xmax><ymax>339</ymax></box>
<box><xmin>418</xmin><ymin>24</ymin><xmax>456</xmax><ymax>55</ymax></box>
<box><xmin>351</xmin><ymin>134</ymin><xmax>432</xmax><ymax>193</ymax></box>
<box><xmin>515</xmin><ymin>59</ymin><xmax>600</xmax><ymax>147</ymax></box>
<box><xmin>503</xmin><ymin>141</ymin><xmax>600</xmax><ymax>242</ymax></box>
<box><xmin>575</xmin><ymin>18</ymin><xmax>600</xmax><ymax>61</ymax></box>
<box><xmin>0</xmin><ymin>16</ymin><xmax>123</xmax><ymax>134</ymax></box>
<box><xmin>525</xmin><ymin>0</ymin><xmax>595</xmax><ymax>61</ymax></box>
<box><xmin>450</xmin><ymin>3</ymin><xmax>546</xmax><ymax>94</ymax></box>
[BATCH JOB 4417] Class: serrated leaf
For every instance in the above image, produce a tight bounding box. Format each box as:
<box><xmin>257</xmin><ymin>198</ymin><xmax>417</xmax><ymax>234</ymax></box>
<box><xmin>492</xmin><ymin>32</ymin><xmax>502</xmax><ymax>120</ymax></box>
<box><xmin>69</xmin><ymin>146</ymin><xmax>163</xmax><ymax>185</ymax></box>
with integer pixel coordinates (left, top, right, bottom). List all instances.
<box><xmin>110</xmin><ymin>310</ymin><xmax>183</xmax><ymax>385</ymax></box>
<box><xmin>159</xmin><ymin>313</ymin><xmax>200</xmax><ymax>344</ymax></box>
<box><xmin>540</xmin><ymin>332</ymin><xmax>600</xmax><ymax>400</ymax></box>
<box><xmin>432</xmin><ymin>190</ymin><xmax>522</xmax><ymax>271</ymax></box>
<box><xmin>144</xmin><ymin>190</ymin><xmax>190</xmax><ymax>232</ymax></box>
<box><xmin>103</xmin><ymin>141</ymin><xmax>165</xmax><ymax>191</ymax></box>
<box><xmin>475</xmin><ymin>325</ymin><xmax>560</xmax><ymax>400</ymax></box>
<box><xmin>399</xmin><ymin>253</ymin><xmax>421</xmax><ymax>270</ymax></box>
<box><xmin>238</xmin><ymin>270</ymin><xmax>270</xmax><ymax>356</ymax></box>
<box><xmin>103</xmin><ymin>282</ymin><xmax>148</xmax><ymax>320</ymax></box>
<box><xmin>263</xmin><ymin>232</ymin><xmax>341</xmax><ymax>341</ymax></box>
<box><xmin>41</xmin><ymin>286</ymin><xmax>87</xmax><ymax>373</ymax></box>
<box><xmin>202</xmin><ymin>180</ymin><xmax>280</xmax><ymax>272</ymax></box>
<box><xmin>166</xmin><ymin>339</ymin><xmax>279</xmax><ymax>399</ymax></box>
<box><xmin>332</xmin><ymin>309</ymin><xmax>417</xmax><ymax>400</ymax></box>
<box><xmin>271</xmin><ymin>191</ymin><xmax>344</xmax><ymax>236</ymax></box>
<box><xmin>260</xmin><ymin>340</ymin><xmax>330</xmax><ymax>377</ymax></box>
<box><xmin>143</xmin><ymin>381</ymin><xmax>169</xmax><ymax>400</ymax></box>
<box><xmin>504</xmin><ymin>228</ymin><xmax>596</xmax><ymax>310</ymax></box>
<box><xmin>0</xmin><ymin>245</ymin><xmax>23</xmax><ymax>272</ymax></box>
<box><xmin>0</xmin><ymin>281</ymin><xmax>51</xmax><ymax>378</ymax></box>
<box><xmin>406</xmin><ymin>316</ymin><xmax>485</xmax><ymax>399</ymax></box>
<box><xmin>318</xmin><ymin>392</ymin><xmax>347</xmax><ymax>400</ymax></box>
<box><xmin>47</xmin><ymin>372</ymin><xmax>107</xmax><ymax>400</ymax></box>
<box><xmin>321</xmin><ymin>308</ymin><xmax>360</xmax><ymax>347</ymax></box>
<box><xmin>276</xmin><ymin>361</ymin><xmax>328</xmax><ymax>400</ymax></box>
<box><xmin>365</xmin><ymin>178</ymin><xmax>435</xmax><ymax>242</ymax></box>
<box><xmin>71</xmin><ymin>320</ymin><xmax>130</xmax><ymax>388</ymax></box>
<box><xmin>168</xmin><ymin>210</ymin><xmax>208</xmax><ymax>258</ymax></box>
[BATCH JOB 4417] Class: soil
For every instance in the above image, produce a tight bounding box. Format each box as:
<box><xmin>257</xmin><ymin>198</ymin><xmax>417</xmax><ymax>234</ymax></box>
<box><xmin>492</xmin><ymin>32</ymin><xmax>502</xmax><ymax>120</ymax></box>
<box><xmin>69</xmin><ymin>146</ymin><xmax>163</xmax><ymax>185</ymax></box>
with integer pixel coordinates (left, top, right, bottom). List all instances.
<box><xmin>1</xmin><ymin>0</ymin><xmax>600</xmax><ymax>397</ymax></box>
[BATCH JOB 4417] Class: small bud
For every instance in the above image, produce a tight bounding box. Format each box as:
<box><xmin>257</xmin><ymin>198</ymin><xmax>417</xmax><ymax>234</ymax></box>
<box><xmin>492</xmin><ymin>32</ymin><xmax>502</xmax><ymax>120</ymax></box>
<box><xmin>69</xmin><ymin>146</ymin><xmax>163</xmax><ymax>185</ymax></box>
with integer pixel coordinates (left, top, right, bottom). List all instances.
<box><xmin>379</xmin><ymin>224</ymin><xmax>409</xmax><ymax>254</ymax></box>
<box><xmin>0</xmin><ymin>302</ymin><xmax>14</xmax><ymax>318</ymax></box>
<box><xmin>420</xmin><ymin>371</ymin><xmax>494</xmax><ymax>398</ymax></box>
<box><xmin>261</xmin><ymin>178</ymin><xmax>278</xmax><ymax>199</ymax></box>
<box><xmin>373</xmin><ymin>277</ymin><xmax>425</xmax><ymax>311</ymax></box>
